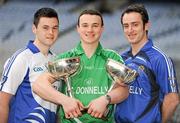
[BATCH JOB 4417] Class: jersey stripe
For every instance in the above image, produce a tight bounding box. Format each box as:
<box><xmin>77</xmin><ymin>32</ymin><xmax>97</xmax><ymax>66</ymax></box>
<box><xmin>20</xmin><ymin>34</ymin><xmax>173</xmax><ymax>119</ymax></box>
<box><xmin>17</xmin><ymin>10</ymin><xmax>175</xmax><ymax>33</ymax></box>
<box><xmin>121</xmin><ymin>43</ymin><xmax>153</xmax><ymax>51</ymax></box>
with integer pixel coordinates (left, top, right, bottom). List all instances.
<box><xmin>3</xmin><ymin>48</ymin><xmax>26</xmax><ymax>77</ymax></box>
<box><xmin>167</xmin><ymin>58</ymin><xmax>177</xmax><ymax>92</ymax></box>
<box><xmin>1</xmin><ymin>48</ymin><xmax>27</xmax><ymax>90</ymax></box>
<box><xmin>152</xmin><ymin>46</ymin><xmax>177</xmax><ymax>92</ymax></box>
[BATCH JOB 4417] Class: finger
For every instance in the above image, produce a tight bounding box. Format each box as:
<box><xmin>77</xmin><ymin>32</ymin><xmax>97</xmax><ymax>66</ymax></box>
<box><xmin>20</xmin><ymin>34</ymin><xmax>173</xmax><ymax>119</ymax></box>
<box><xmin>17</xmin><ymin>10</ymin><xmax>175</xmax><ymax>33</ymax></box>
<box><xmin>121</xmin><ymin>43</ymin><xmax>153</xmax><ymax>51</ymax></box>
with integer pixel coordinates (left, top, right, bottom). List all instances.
<box><xmin>90</xmin><ymin>111</ymin><xmax>96</xmax><ymax>117</ymax></box>
<box><xmin>72</xmin><ymin>110</ymin><xmax>79</xmax><ymax>117</ymax></box>
<box><xmin>69</xmin><ymin>113</ymin><xmax>74</xmax><ymax>118</ymax></box>
<box><xmin>79</xmin><ymin>106</ymin><xmax>84</xmax><ymax>111</ymax></box>
<box><xmin>75</xmin><ymin>107</ymin><xmax>82</xmax><ymax>116</ymax></box>
<box><xmin>77</xmin><ymin>100</ymin><xmax>85</xmax><ymax>110</ymax></box>
<box><xmin>87</xmin><ymin>106</ymin><xmax>93</xmax><ymax>114</ymax></box>
<box><xmin>65</xmin><ymin>113</ymin><xmax>70</xmax><ymax>119</ymax></box>
<box><xmin>98</xmin><ymin>113</ymin><xmax>103</xmax><ymax>118</ymax></box>
<box><xmin>47</xmin><ymin>73</ymin><xmax>56</xmax><ymax>82</ymax></box>
<box><xmin>94</xmin><ymin>112</ymin><xmax>100</xmax><ymax>118</ymax></box>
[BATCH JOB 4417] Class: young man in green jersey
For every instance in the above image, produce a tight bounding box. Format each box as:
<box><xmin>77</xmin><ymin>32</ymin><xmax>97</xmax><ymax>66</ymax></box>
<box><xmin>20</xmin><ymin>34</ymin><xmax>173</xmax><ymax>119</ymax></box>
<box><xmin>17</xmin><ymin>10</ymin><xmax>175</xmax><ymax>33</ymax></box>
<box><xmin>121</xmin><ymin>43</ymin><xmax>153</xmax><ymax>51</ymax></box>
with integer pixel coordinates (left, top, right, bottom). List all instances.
<box><xmin>32</xmin><ymin>9</ymin><xmax>129</xmax><ymax>123</ymax></box>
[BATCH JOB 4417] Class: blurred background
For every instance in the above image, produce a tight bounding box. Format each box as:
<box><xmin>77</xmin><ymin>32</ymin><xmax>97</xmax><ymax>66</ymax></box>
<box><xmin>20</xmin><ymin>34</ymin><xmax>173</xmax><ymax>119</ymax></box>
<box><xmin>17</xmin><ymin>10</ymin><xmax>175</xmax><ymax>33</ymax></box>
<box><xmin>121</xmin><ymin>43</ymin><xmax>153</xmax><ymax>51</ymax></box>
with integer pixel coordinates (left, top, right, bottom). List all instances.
<box><xmin>0</xmin><ymin>0</ymin><xmax>180</xmax><ymax>122</ymax></box>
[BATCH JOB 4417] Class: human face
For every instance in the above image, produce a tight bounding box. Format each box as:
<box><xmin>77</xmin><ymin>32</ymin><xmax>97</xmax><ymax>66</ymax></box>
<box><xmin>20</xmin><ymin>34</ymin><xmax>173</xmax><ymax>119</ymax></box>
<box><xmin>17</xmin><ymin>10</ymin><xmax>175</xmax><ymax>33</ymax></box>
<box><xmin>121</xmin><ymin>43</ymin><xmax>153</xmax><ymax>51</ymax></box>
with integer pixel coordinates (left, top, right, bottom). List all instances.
<box><xmin>122</xmin><ymin>12</ymin><xmax>149</xmax><ymax>45</ymax></box>
<box><xmin>77</xmin><ymin>14</ymin><xmax>104</xmax><ymax>45</ymax></box>
<box><xmin>32</xmin><ymin>17</ymin><xmax>59</xmax><ymax>49</ymax></box>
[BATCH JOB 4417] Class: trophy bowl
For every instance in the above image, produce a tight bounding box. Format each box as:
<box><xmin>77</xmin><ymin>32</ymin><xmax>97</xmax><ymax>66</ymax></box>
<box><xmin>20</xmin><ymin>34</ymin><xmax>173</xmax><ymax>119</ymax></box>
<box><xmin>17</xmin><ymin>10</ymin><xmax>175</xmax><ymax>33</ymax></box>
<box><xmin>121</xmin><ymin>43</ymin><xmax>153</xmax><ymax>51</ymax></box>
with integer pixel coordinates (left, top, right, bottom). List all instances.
<box><xmin>106</xmin><ymin>58</ymin><xmax>138</xmax><ymax>85</ymax></box>
<box><xmin>47</xmin><ymin>57</ymin><xmax>81</xmax><ymax>80</ymax></box>
<box><xmin>47</xmin><ymin>57</ymin><xmax>83</xmax><ymax>123</ymax></box>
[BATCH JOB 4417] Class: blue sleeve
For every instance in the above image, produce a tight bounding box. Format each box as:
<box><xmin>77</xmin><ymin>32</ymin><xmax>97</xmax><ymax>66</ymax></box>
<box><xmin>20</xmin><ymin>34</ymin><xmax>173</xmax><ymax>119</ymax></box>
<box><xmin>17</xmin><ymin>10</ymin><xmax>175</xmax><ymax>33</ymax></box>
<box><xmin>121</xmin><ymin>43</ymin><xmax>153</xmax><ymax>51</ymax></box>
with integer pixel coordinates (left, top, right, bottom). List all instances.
<box><xmin>155</xmin><ymin>56</ymin><xmax>179</xmax><ymax>95</ymax></box>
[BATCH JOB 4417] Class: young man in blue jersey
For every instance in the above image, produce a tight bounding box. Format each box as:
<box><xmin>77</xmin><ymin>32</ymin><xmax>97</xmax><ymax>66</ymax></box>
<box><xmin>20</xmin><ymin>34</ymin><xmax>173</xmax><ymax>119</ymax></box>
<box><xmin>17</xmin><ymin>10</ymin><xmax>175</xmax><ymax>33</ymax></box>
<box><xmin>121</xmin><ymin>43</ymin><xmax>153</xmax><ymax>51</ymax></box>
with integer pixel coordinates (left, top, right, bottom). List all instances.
<box><xmin>115</xmin><ymin>3</ymin><xmax>179</xmax><ymax>123</ymax></box>
<box><xmin>0</xmin><ymin>7</ymin><xmax>80</xmax><ymax>123</ymax></box>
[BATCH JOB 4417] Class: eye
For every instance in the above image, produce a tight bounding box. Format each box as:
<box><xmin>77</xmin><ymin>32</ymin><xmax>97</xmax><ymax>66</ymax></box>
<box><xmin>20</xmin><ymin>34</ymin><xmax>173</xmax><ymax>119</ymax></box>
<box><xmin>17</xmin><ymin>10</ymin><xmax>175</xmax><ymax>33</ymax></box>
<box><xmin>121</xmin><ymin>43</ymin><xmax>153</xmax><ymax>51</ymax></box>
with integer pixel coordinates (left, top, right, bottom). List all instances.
<box><xmin>81</xmin><ymin>24</ymin><xmax>88</xmax><ymax>28</ymax></box>
<box><xmin>123</xmin><ymin>24</ymin><xmax>129</xmax><ymax>29</ymax></box>
<box><xmin>92</xmin><ymin>24</ymin><xmax>99</xmax><ymax>27</ymax></box>
<box><xmin>133</xmin><ymin>23</ymin><xmax>139</xmax><ymax>27</ymax></box>
<box><xmin>53</xmin><ymin>26</ymin><xmax>59</xmax><ymax>30</ymax></box>
<box><xmin>43</xmin><ymin>26</ymin><xmax>49</xmax><ymax>30</ymax></box>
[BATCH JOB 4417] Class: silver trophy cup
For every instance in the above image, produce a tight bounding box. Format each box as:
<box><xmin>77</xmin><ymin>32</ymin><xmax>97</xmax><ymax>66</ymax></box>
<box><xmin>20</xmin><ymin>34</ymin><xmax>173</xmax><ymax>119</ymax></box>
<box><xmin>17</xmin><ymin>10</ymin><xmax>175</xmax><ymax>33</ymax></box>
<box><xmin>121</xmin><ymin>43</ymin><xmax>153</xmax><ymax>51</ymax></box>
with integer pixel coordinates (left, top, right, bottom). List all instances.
<box><xmin>106</xmin><ymin>58</ymin><xmax>138</xmax><ymax>90</ymax></box>
<box><xmin>48</xmin><ymin>57</ymin><xmax>80</xmax><ymax>80</ymax></box>
<box><xmin>103</xmin><ymin>59</ymin><xmax>138</xmax><ymax>118</ymax></box>
<box><xmin>47</xmin><ymin>57</ymin><xmax>82</xmax><ymax>123</ymax></box>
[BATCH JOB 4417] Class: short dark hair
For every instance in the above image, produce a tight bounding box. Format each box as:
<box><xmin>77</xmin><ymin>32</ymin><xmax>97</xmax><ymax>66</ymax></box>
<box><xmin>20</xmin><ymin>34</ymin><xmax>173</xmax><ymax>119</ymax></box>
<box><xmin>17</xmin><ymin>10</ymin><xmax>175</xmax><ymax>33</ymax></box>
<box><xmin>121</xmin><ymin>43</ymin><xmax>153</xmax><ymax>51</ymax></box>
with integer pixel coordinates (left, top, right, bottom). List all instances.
<box><xmin>121</xmin><ymin>4</ymin><xmax>149</xmax><ymax>25</ymax></box>
<box><xmin>33</xmin><ymin>7</ymin><xmax>59</xmax><ymax>27</ymax></box>
<box><xmin>77</xmin><ymin>9</ymin><xmax>104</xmax><ymax>26</ymax></box>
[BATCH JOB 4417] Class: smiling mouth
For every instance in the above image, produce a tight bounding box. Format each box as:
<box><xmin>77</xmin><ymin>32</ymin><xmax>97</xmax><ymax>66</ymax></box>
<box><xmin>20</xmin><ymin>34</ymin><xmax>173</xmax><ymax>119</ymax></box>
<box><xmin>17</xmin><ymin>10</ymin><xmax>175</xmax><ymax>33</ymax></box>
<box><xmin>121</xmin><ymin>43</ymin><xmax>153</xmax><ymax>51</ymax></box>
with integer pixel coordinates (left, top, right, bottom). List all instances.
<box><xmin>85</xmin><ymin>33</ymin><xmax>94</xmax><ymax>37</ymax></box>
<box><xmin>47</xmin><ymin>37</ymin><xmax>54</xmax><ymax>40</ymax></box>
<box><xmin>128</xmin><ymin>34</ymin><xmax>136</xmax><ymax>38</ymax></box>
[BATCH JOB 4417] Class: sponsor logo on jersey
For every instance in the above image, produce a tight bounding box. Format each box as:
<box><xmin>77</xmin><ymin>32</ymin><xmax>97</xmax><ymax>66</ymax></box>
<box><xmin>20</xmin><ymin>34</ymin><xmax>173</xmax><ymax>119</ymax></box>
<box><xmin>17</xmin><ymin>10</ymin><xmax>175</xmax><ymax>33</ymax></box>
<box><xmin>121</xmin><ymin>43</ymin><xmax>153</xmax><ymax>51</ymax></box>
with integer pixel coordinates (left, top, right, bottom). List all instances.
<box><xmin>129</xmin><ymin>85</ymin><xmax>143</xmax><ymax>95</ymax></box>
<box><xmin>75</xmin><ymin>86</ymin><xmax>108</xmax><ymax>95</ymax></box>
<box><xmin>33</xmin><ymin>67</ymin><xmax>44</xmax><ymax>72</ymax></box>
<box><xmin>84</xmin><ymin>78</ymin><xmax>93</xmax><ymax>85</ymax></box>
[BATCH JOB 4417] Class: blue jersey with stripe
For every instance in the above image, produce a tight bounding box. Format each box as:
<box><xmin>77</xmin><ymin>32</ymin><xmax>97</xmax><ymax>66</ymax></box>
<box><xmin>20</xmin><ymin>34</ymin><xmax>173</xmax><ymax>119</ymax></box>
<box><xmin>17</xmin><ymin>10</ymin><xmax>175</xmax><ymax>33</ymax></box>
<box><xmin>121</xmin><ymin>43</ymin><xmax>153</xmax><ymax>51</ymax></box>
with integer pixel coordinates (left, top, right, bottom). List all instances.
<box><xmin>0</xmin><ymin>41</ymin><xmax>60</xmax><ymax>123</ymax></box>
<box><xmin>115</xmin><ymin>39</ymin><xmax>179</xmax><ymax>123</ymax></box>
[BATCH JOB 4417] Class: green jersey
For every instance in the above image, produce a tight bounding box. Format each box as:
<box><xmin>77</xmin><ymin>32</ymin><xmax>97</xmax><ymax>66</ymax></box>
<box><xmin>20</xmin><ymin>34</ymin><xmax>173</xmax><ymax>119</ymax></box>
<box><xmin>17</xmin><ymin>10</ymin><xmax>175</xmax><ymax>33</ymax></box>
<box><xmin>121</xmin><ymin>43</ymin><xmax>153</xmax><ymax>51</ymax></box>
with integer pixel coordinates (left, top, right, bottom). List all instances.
<box><xmin>56</xmin><ymin>42</ymin><xmax>124</xmax><ymax>123</ymax></box>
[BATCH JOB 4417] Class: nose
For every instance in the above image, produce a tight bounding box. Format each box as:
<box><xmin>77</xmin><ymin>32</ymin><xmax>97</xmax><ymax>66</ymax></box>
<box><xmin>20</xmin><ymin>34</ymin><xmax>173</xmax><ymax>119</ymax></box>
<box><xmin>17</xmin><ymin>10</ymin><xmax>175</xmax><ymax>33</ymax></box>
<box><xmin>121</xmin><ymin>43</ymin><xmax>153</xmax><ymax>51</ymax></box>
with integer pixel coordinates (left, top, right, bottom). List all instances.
<box><xmin>49</xmin><ymin>28</ymin><xmax>53</xmax><ymax>34</ymax></box>
<box><xmin>128</xmin><ymin>25</ymin><xmax>133</xmax><ymax>32</ymax></box>
<box><xmin>87</xmin><ymin>26</ymin><xmax>93</xmax><ymax>32</ymax></box>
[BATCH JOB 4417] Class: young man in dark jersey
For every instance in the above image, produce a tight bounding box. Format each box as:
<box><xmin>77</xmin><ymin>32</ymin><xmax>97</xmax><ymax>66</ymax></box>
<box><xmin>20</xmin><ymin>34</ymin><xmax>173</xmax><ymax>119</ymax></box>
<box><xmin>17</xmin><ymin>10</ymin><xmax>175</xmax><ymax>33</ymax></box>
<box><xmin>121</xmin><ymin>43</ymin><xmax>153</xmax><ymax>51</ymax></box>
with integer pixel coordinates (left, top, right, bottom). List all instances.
<box><xmin>115</xmin><ymin>3</ymin><xmax>179</xmax><ymax>123</ymax></box>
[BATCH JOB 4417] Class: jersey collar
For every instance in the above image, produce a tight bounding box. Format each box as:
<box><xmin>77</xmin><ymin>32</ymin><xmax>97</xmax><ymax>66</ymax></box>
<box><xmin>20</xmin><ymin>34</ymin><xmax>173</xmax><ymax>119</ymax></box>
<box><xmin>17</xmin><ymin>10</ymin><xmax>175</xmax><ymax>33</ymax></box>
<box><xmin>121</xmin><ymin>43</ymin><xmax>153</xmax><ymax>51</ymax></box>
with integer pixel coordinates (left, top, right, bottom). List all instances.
<box><xmin>140</xmin><ymin>39</ymin><xmax>153</xmax><ymax>52</ymax></box>
<box><xmin>127</xmin><ymin>39</ymin><xmax>153</xmax><ymax>56</ymax></box>
<box><xmin>27</xmin><ymin>40</ymin><xmax>40</xmax><ymax>53</ymax></box>
<box><xmin>27</xmin><ymin>40</ymin><xmax>53</xmax><ymax>55</ymax></box>
<box><xmin>74</xmin><ymin>42</ymin><xmax>103</xmax><ymax>56</ymax></box>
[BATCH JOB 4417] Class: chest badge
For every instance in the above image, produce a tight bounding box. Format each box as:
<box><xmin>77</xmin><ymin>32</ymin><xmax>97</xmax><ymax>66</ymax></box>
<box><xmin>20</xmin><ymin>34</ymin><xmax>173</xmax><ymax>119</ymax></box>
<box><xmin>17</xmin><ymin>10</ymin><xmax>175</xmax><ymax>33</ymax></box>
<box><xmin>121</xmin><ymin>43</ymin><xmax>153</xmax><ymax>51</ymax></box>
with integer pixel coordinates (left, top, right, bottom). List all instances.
<box><xmin>138</xmin><ymin>65</ymin><xmax>145</xmax><ymax>71</ymax></box>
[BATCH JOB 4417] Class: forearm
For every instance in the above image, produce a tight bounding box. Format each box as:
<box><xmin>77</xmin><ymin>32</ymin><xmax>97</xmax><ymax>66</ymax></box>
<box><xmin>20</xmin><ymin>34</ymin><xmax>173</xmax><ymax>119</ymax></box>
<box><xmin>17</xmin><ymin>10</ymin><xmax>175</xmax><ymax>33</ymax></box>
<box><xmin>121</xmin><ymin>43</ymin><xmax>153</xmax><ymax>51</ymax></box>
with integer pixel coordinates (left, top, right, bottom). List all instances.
<box><xmin>87</xmin><ymin>85</ymin><xmax>129</xmax><ymax>118</ymax></box>
<box><xmin>107</xmin><ymin>84</ymin><xmax>129</xmax><ymax>104</ymax></box>
<box><xmin>0</xmin><ymin>104</ymin><xmax>9</xmax><ymax>123</ymax></box>
<box><xmin>32</xmin><ymin>79</ymin><xmax>66</xmax><ymax>105</ymax></box>
<box><xmin>161</xmin><ymin>93</ymin><xmax>180</xmax><ymax>123</ymax></box>
<box><xmin>0</xmin><ymin>92</ymin><xmax>12</xmax><ymax>123</ymax></box>
<box><xmin>33</xmin><ymin>81</ymin><xmax>85</xmax><ymax>119</ymax></box>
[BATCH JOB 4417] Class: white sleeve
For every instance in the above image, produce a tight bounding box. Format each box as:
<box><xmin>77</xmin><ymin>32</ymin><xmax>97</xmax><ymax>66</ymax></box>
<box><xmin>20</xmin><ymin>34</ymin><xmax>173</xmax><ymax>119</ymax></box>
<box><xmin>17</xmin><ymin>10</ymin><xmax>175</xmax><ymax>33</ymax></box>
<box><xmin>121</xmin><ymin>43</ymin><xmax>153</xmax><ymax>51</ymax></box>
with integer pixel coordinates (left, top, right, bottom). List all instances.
<box><xmin>1</xmin><ymin>52</ymin><xmax>29</xmax><ymax>95</ymax></box>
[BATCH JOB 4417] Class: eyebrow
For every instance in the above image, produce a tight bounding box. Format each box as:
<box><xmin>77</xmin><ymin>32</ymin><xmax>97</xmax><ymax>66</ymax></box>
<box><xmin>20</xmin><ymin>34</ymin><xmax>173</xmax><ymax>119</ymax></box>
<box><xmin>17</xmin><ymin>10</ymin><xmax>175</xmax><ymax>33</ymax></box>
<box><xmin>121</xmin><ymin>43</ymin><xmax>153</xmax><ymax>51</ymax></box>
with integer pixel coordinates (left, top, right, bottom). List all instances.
<box><xmin>81</xmin><ymin>22</ymin><xmax>100</xmax><ymax>25</ymax></box>
<box><xmin>123</xmin><ymin>21</ymin><xmax>140</xmax><ymax>25</ymax></box>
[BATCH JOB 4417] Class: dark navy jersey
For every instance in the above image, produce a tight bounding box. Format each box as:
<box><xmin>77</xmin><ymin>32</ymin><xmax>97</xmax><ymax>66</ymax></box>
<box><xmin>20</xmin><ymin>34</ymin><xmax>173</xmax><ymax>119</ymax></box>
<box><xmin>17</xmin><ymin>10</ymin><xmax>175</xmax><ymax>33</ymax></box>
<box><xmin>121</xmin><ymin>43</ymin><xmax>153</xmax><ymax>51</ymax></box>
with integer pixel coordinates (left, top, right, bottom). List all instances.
<box><xmin>115</xmin><ymin>39</ymin><xmax>179</xmax><ymax>123</ymax></box>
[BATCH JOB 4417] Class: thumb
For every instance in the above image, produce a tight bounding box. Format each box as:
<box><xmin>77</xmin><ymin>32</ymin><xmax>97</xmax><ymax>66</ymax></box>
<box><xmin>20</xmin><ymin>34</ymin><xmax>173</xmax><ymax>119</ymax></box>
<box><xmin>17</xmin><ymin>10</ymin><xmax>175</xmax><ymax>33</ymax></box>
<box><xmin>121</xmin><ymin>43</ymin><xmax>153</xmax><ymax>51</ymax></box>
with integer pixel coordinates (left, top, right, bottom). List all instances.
<box><xmin>77</xmin><ymin>100</ymin><xmax>85</xmax><ymax>110</ymax></box>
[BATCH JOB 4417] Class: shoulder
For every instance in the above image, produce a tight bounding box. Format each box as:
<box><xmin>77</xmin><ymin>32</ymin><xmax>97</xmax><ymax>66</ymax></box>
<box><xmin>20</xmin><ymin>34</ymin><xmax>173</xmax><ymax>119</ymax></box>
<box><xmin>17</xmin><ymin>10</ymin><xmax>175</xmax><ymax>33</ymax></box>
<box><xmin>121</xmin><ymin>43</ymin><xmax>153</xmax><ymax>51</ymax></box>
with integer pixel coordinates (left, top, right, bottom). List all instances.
<box><xmin>149</xmin><ymin>45</ymin><xmax>170</xmax><ymax>63</ymax></box>
<box><xmin>55</xmin><ymin>48</ymin><xmax>77</xmax><ymax>60</ymax></box>
<box><xmin>4</xmin><ymin>48</ymin><xmax>32</xmax><ymax>69</ymax></box>
<box><xmin>101</xmin><ymin>48</ymin><xmax>124</xmax><ymax>63</ymax></box>
<box><xmin>121</xmin><ymin>49</ymin><xmax>130</xmax><ymax>60</ymax></box>
<box><xmin>8</xmin><ymin>47</ymin><xmax>31</xmax><ymax>64</ymax></box>
<box><xmin>101</xmin><ymin>48</ymin><xmax>119</xmax><ymax>57</ymax></box>
<box><xmin>147</xmin><ymin>46</ymin><xmax>174</xmax><ymax>75</ymax></box>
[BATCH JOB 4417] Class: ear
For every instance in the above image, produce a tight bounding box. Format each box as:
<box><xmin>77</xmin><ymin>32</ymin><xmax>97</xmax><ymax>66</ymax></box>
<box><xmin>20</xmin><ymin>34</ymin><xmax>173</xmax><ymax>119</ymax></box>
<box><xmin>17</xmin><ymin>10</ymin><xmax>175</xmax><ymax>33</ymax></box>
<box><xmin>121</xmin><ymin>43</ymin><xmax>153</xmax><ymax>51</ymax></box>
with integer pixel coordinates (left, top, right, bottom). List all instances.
<box><xmin>145</xmin><ymin>21</ymin><xmax>150</xmax><ymax>31</ymax></box>
<box><xmin>76</xmin><ymin>25</ymin><xmax>80</xmax><ymax>33</ymax></box>
<box><xmin>32</xmin><ymin>24</ymin><xmax>36</xmax><ymax>34</ymax></box>
<box><xmin>101</xmin><ymin>26</ymin><xmax>104</xmax><ymax>32</ymax></box>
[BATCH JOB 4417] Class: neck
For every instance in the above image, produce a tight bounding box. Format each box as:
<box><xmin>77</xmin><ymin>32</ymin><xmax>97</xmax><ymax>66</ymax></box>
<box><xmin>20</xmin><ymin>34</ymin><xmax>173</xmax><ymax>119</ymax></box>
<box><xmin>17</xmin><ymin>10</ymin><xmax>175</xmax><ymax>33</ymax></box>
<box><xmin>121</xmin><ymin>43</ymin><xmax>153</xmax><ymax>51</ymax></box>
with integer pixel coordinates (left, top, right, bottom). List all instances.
<box><xmin>131</xmin><ymin>38</ymin><xmax>148</xmax><ymax>56</ymax></box>
<box><xmin>34</xmin><ymin>40</ymin><xmax>50</xmax><ymax>56</ymax></box>
<box><xmin>81</xmin><ymin>41</ymin><xmax>99</xmax><ymax>58</ymax></box>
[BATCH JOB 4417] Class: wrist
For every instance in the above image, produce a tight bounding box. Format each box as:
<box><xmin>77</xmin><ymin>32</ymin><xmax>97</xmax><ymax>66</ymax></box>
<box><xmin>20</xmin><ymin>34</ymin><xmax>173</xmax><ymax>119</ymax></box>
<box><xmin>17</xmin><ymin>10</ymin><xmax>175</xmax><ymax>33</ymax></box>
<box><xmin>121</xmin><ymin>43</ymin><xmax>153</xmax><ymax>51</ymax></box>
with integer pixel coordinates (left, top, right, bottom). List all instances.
<box><xmin>104</xmin><ymin>94</ymin><xmax>111</xmax><ymax>105</ymax></box>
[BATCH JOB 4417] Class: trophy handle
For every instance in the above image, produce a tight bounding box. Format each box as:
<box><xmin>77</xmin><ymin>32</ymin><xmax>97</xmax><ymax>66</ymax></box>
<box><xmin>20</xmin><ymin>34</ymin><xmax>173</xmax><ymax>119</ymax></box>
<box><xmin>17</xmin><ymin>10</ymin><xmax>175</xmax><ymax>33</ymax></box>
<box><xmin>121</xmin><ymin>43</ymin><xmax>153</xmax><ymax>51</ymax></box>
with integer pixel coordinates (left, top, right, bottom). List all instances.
<box><xmin>63</xmin><ymin>77</ymin><xmax>83</xmax><ymax>123</ymax></box>
<box><xmin>107</xmin><ymin>81</ymin><xmax>116</xmax><ymax>93</ymax></box>
<box><xmin>73</xmin><ymin>118</ymin><xmax>83</xmax><ymax>123</ymax></box>
<box><xmin>64</xmin><ymin>77</ymin><xmax>73</xmax><ymax>98</ymax></box>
